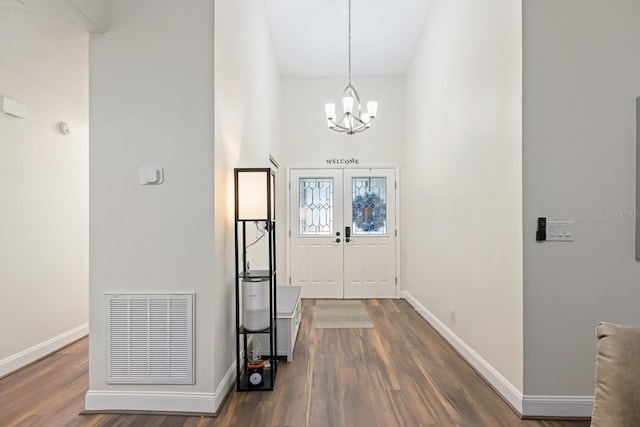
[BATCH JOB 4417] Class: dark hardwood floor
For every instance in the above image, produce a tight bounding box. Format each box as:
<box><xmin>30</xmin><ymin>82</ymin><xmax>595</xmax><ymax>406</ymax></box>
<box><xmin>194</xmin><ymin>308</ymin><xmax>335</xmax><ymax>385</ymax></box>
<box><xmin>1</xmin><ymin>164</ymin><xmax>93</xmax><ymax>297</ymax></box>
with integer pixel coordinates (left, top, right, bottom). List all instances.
<box><xmin>0</xmin><ymin>299</ymin><xmax>590</xmax><ymax>426</ymax></box>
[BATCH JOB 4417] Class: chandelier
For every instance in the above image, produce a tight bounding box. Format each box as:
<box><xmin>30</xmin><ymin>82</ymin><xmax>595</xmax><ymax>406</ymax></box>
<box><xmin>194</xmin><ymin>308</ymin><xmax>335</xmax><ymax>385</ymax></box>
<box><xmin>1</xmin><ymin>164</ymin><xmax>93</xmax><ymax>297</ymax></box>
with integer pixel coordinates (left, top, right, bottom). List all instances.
<box><xmin>324</xmin><ymin>0</ymin><xmax>378</xmax><ymax>134</ymax></box>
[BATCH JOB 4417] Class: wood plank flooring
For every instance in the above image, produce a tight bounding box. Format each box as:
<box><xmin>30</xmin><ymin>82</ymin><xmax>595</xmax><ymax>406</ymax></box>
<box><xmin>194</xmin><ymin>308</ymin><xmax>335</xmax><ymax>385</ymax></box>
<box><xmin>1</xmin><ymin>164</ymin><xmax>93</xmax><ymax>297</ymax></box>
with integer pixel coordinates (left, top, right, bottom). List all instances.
<box><xmin>0</xmin><ymin>299</ymin><xmax>591</xmax><ymax>426</ymax></box>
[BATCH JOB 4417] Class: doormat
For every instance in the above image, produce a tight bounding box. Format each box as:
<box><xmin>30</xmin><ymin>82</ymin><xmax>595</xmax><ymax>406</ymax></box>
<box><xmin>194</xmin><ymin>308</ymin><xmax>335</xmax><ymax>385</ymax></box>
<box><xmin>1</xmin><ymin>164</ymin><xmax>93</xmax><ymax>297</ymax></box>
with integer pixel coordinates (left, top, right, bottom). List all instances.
<box><xmin>315</xmin><ymin>300</ymin><xmax>374</xmax><ymax>329</ymax></box>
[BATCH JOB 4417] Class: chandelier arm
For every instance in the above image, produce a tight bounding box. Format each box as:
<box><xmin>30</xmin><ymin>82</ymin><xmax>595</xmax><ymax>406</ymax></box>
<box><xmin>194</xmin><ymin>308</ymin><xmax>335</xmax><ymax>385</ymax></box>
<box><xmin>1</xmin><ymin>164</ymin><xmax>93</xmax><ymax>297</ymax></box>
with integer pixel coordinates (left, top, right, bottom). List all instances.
<box><xmin>328</xmin><ymin>113</ymin><xmax>368</xmax><ymax>134</ymax></box>
<box><xmin>329</xmin><ymin>124</ymin><xmax>349</xmax><ymax>133</ymax></box>
<box><xmin>353</xmin><ymin>125</ymin><xmax>369</xmax><ymax>133</ymax></box>
<box><xmin>351</xmin><ymin>115</ymin><xmax>368</xmax><ymax>126</ymax></box>
<box><xmin>328</xmin><ymin>114</ymin><xmax>351</xmax><ymax>132</ymax></box>
<box><xmin>343</xmin><ymin>84</ymin><xmax>362</xmax><ymax>106</ymax></box>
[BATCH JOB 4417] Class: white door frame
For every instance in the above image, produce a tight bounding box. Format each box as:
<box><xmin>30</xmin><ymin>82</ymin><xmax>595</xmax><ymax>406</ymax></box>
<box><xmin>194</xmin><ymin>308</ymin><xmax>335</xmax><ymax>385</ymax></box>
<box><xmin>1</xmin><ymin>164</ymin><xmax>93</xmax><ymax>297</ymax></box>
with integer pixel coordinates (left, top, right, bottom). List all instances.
<box><xmin>285</xmin><ymin>164</ymin><xmax>401</xmax><ymax>298</ymax></box>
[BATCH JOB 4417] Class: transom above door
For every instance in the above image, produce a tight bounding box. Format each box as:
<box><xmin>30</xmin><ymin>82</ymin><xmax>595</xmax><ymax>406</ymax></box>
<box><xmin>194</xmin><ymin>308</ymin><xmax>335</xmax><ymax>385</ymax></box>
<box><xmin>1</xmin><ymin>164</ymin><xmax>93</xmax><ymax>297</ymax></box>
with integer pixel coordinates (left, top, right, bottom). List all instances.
<box><xmin>289</xmin><ymin>168</ymin><xmax>397</xmax><ymax>299</ymax></box>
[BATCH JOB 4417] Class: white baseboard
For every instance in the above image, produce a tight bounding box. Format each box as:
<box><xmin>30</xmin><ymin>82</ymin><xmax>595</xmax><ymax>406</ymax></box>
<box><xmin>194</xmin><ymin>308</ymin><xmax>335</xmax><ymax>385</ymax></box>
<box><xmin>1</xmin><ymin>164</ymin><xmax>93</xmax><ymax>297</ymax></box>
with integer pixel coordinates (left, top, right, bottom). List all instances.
<box><xmin>215</xmin><ymin>359</ymin><xmax>238</xmax><ymax>408</ymax></box>
<box><xmin>401</xmin><ymin>291</ymin><xmax>594</xmax><ymax>419</ymax></box>
<box><xmin>85</xmin><ymin>360</ymin><xmax>237</xmax><ymax>415</ymax></box>
<box><xmin>401</xmin><ymin>291</ymin><xmax>524</xmax><ymax>414</ymax></box>
<box><xmin>84</xmin><ymin>390</ymin><xmax>218</xmax><ymax>414</ymax></box>
<box><xmin>0</xmin><ymin>323</ymin><xmax>89</xmax><ymax>378</ymax></box>
<box><xmin>522</xmin><ymin>395</ymin><xmax>593</xmax><ymax>419</ymax></box>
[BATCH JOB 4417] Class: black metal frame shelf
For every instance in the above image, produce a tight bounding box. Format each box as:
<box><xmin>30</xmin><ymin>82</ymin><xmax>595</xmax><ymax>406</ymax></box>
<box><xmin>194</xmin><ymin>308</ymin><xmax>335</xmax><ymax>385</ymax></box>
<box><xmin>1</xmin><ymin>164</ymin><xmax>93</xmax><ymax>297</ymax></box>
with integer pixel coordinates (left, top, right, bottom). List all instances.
<box><xmin>234</xmin><ymin>168</ymin><xmax>277</xmax><ymax>392</ymax></box>
<box><xmin>237</xmin><ymin>368</ymin><xmax>275</xmax><ymax>391</ymax></box>
<box><xmin>238</xmin><ymin>270</ymin><xmax>273</xmax><ymax>279</ymax></box>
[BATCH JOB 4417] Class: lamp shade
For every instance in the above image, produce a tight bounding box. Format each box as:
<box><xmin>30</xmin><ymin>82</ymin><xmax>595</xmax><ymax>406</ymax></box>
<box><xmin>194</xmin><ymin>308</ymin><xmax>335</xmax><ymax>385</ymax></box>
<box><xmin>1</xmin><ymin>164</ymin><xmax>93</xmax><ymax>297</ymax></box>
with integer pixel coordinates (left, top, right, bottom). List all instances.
<box><xmin>235</xmin><ymin>168</ymin><xmax>275</xmax><ymax>221</ymax></box>
<box><xmin>324</xmin><ymin>103</ymin><xmax>336</xmax><ymax>120</ymax></box>
<box><xmin>342</xmin><ymin>96</ymin><xmax>354</xmax><ymax>115</ymax></box>
<box><xmin>367</xmin><ymin>101</ymin><xmax>378</xmax><ymax>118</ymax></box>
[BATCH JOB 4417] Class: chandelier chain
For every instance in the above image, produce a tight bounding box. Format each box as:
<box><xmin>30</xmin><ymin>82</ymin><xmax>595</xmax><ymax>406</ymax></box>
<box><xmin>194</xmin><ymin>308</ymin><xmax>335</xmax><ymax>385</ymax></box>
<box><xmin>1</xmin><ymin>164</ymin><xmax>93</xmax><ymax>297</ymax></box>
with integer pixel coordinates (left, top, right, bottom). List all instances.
<box><xmin>324</xmin><ymin>0</ymin><xmax>377</xmax><ymax>134</ymax></box>
<box><xmin>348</xmin><ymin>0</ymin><xmax>352</xmax><ymax>86</ymax></box>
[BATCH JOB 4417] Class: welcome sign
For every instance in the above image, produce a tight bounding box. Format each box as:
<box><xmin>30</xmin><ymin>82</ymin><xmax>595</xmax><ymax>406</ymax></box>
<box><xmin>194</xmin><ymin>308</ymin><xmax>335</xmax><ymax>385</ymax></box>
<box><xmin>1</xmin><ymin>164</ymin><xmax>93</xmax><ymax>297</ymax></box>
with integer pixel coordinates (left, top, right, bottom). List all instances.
<box><xmin>326</xmin><ymin>158</ymin><xmax>360</xmax><ymax>165</ymax></box>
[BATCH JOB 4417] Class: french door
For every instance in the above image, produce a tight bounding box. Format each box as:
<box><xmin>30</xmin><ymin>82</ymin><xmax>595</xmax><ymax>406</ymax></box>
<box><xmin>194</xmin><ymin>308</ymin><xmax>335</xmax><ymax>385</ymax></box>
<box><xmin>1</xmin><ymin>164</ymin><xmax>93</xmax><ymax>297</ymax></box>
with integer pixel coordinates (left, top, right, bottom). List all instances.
<box><xmin>289</xmin><ymin>168</ymin><xmax>397</xmax><ymax>299</ymax></box>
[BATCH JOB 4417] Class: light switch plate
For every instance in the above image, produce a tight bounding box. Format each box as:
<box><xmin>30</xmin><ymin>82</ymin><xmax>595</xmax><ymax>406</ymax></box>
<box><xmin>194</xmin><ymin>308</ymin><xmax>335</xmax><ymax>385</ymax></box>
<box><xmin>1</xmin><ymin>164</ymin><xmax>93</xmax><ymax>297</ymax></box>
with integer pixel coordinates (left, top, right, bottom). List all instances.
<box><xmin>546</xmin><ymin>220</ymin><xmax>574</xmax><ymax>241</ymax></box>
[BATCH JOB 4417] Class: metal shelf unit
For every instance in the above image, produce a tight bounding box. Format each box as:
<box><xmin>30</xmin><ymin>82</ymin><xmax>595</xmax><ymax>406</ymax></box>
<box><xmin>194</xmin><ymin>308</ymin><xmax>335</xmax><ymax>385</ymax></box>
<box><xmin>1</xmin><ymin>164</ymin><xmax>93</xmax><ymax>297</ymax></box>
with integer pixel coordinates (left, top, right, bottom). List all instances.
<box><xmin>234</xmin><ymin>168</ymin><xmax>277</xmax><ymax>392</ymax></box>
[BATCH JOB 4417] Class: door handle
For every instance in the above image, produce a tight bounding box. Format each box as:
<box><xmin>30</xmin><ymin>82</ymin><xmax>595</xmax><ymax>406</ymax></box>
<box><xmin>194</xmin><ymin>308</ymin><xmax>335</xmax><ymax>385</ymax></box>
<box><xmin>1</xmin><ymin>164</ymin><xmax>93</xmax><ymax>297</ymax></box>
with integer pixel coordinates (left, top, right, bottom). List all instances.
<box><xmin>345</xmin><ymin>226</ymin><xmax>351</xmax><ymax>243</ymax></box>
<box><xmin>335</xmin><ymin>238</ymin><xmax>341</xmax><ymax>243</ymax></box>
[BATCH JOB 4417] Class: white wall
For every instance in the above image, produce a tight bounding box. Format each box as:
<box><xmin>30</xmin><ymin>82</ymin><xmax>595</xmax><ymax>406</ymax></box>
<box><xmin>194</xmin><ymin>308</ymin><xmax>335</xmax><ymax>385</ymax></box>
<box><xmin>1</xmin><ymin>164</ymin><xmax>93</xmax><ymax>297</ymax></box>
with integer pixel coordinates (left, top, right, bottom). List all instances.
<box><xmin>0</xmin><ymin>9</ymin><xmax>88</xmax><ymax>375</ymax></box>
<box><xmin>87</xmin><ymin>0</ymin><xmax>282</xmax><ymax>413</ymax></box>
<box><xmin>523</xmin><ymin>0</ymin><xmax>640</xmax><ymax>398</ymax></box>
<box><xmin>280</xmin><ymin>76</ymin><xmax>403</xmax><ymax>288</ymax></box>
<box><xmin>87</xmin><ymin>0</ymin><xmax>217</xmax><ymax>411</ymax></box>
<box><xmin>214</xmin><ymin>0</ymin><xmax>283</xmax><ymax>389</ymax></box>
<box><xmin>281</xmin><ymin>76</ymin><xmax>404</xmax><ymax>166</ymax></box>
<box><xmin>402</xmin><ymin>0</ymin><xmax>523</xmax><ymax>397</ymax></box>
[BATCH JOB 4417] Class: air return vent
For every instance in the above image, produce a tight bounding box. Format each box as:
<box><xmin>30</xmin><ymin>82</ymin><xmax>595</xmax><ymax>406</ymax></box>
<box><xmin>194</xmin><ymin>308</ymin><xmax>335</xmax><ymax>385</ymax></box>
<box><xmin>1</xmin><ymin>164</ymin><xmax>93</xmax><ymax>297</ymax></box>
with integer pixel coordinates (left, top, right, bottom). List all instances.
<box><xmin>106</xmin><ymin>293</ymin><xmax>194</xmax><ymax>384</ymax></box>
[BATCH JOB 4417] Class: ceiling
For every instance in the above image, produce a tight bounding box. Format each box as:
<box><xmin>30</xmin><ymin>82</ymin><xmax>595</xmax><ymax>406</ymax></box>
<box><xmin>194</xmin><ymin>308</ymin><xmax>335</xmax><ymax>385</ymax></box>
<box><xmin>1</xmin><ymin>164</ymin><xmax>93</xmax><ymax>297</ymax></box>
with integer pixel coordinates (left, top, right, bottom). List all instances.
<box><xmin>265</xmin><ymin>0</ymin><xmax>432</xmax><ymax>76</ymax></box>
<box><xmin>0</xmin><ymin>0</ymin><xmax>91</xmax><ymax>106</ymax></box>
<box><xmin>0</xmin><ymin>0</ymin><xmax>432</xmax><ymax>105</ymax></box>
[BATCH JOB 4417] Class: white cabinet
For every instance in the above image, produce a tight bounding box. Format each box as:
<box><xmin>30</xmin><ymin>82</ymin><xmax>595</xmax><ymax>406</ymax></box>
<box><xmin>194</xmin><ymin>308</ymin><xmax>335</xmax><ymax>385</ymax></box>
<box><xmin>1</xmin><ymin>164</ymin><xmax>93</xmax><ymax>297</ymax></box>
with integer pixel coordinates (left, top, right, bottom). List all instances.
<box><xmin>259</xmin><ymin>286</ymin><xmax>301</xmax><ymax>362</ymax></box>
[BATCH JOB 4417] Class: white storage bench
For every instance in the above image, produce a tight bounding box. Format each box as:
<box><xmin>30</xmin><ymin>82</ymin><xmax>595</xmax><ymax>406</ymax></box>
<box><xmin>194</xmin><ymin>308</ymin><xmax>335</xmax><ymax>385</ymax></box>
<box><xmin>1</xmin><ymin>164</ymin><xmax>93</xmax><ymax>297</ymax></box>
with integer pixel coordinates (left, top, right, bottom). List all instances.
<box><xmin>275</xmin><ymin>286</ymin><xmax>302</xmax><ymax>361</ymax></box>
<box><xmin>258</xmin><ymin>286</ymin><xmax>302</xmax><ymax>362</ymax></box>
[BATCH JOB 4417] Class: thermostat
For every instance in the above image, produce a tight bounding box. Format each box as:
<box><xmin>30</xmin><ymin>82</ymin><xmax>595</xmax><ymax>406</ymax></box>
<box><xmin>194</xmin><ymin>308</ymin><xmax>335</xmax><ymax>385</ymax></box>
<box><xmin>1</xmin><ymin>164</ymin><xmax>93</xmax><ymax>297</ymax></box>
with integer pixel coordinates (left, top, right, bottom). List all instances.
<box><xmin>139</xmin><ymin>166</ymin><xmax>164</xmax><ymax>185</ymax></box>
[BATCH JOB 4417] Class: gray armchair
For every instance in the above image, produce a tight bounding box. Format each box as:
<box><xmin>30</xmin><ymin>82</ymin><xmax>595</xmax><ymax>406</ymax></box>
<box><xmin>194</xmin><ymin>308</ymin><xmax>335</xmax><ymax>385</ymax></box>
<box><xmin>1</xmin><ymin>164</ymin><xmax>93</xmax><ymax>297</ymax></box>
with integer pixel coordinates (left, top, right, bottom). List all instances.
<box><xmin>591</xmin><ymin>322</ymin><xmax>640</xmax><ymax>427</ymax></box>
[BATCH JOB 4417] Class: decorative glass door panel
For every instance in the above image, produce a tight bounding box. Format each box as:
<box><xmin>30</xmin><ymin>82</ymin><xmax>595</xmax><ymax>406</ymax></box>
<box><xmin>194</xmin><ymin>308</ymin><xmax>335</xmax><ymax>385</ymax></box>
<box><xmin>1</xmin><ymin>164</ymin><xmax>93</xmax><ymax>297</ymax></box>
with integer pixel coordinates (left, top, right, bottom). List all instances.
<box><xmin>351</xmin><ymin>177</ymin><xmax>387</xmax><ymax>235</ymax></box>
<box><xmin>290</xmin><ymin>168</ymin><xmax>397</xmax><ymax>299</ymax></box>
<box><xmin>299</xmin><ymin>178</ymin><xmax>334</xmax><ymax>235</ymax></box>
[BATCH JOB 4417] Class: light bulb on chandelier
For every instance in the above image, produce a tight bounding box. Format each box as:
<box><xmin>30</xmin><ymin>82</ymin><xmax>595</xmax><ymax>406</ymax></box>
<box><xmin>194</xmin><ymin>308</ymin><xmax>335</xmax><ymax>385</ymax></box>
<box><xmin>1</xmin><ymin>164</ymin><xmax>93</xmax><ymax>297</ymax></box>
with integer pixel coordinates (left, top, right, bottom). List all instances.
<box><xmin>324</xmin><ymin>0</ymin><xmax>377</xmax><ymax>135</ymax></box>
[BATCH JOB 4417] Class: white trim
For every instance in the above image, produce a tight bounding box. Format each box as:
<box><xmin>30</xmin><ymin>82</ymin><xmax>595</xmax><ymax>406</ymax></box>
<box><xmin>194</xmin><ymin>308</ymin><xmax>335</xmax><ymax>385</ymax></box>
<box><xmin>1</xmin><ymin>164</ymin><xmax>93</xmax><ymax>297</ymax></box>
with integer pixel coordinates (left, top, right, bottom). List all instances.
<box><xmin>84</xmin><ymin>390</ymin><xmax>216</xmax><ymax>414</ymax></box>
<box><xmin>215</xmin><ymin>359</ymin><xmax>237</xmax><ymax>408</ymax></box>
<box><xmin>402</xmin><ymin>291</ymin><xmax>595</xmax><ymax>419</ymax></box>
<box><xmin>286</xmin><ymin>162</ymin><xmax>400</xmax><ymax>170</ymax></box>
<box><xmin>522</xmin><ymin>395</ymin><xmax>594</xmax><ymax>419</ymax></box>
<box><xmin>285</xmin><ymin>166</ymin><xmax>291</xmax><ymax>287</ymax></box>
<box><xmin>394</xmin><ymin>167</ymin><xmax>401</xmax><ymax>298</ymax></box>
<box><xmin>401</xmin><ymin>291</ymin><xmax>523</xmax><ymax>413</ymax></box>
<box><xmin>0</xmin><ymin>323</ymin><xmax>89</xmax><ymax>378</ymax></box>
<box><xmin>84</xmin><ymin>360</ymin><xmax>237</xmax><ymax>414</ymax></box>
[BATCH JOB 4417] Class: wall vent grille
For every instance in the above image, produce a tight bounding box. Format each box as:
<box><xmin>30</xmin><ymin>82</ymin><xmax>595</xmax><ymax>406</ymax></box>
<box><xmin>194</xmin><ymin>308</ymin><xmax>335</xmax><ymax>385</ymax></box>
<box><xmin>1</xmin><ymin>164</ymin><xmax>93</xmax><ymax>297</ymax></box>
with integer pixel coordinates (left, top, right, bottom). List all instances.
<box><xmin>106</xmin><ymin>293</ymin><xmax>194</xmax><ymax>384</ymax></box>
